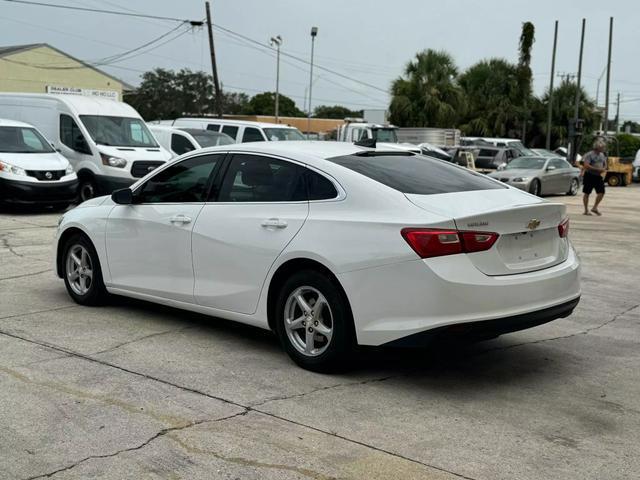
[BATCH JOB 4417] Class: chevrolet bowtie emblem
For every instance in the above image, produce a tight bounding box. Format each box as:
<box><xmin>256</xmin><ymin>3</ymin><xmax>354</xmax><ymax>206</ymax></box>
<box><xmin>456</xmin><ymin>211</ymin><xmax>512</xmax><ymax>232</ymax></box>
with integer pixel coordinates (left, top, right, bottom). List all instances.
<box><xmin>527</xmin><ymin>219</ymin><xmax>541</xmax><ymax>230</ymax></box>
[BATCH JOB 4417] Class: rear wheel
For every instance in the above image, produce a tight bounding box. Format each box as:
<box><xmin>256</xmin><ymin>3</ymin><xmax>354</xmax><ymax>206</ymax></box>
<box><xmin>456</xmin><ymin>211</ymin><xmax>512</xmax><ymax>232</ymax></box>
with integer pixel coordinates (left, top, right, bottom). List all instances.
<box><xmin>607</xmin><ymin>174</ymin><xmax>620</xmax><ymax>187</ymax></box>
<box><xmin>62</xmin><ymin>234</ymin><xmax>108</xmax><ymax>305</ymax></box>
<box><xmin>529</xmin><ymin>179</ymin><xmax>541</xmax><ymax>196</ymax></box>
<box><xmin>274</xmin><ymin>270</ymin><xmax>354</xmax><ymax>372</ymax></box>
<box><xmin>566</xmin><ymin>178</ymin><xmax>579</xmax><ymax>196</ymax></box>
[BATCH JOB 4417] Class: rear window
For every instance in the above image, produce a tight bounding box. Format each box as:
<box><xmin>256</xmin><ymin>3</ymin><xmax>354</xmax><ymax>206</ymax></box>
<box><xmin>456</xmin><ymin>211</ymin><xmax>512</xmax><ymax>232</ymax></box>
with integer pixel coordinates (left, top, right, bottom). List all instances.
<box><xmin>478</xmin><ymin>149</ymin><xmax>498</xmax><ymax>157</ymax></box>
<box><xmin>327</xmin><ymin>153</ymin><xmax>505</xmax><ymax>195</ymax></box>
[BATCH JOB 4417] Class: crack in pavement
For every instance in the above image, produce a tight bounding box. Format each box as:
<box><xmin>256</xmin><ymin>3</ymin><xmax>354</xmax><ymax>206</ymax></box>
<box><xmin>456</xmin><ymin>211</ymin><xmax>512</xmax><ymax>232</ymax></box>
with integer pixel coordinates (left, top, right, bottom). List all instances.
<box><xmin>91</xmin><ymin>326</ymin><xmax>196</xmax><ymax>356</ymax></box>
<box><xmin>22</xmin><ymin>411</ymin><xmax>249</xmax><ymax>480</ymax></box>
<box><xmin>481</xmin><ymin>303</ymin><xmax>640</xmax><ymax>354</ymax></box>
<box><xmin>0</xmin><ymin>329</ymin><xmax>475</xmax><ymax>480</ymax></box>
<box><xmin>0</xmin><ymin>305</ymin><xmax>78</xmax><ymax>321</ymax></box>
<box><xmin>0</xmin><ymin>233</ymin><xmax>24</xmax><ymax>257</ymax></box>
<box><xmin>0</xmin><ymin>269</ymin><xmax>53</xmax><ymax>282</ymax></box>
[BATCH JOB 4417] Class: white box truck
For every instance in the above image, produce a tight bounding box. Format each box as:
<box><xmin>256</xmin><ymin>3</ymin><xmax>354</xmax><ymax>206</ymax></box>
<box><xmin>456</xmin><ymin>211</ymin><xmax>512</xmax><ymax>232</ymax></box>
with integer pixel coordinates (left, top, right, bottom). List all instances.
<box><xmin>0</xmin><ymin>94</ymin><xmax>172</xmax><ymax>201</ymax></box>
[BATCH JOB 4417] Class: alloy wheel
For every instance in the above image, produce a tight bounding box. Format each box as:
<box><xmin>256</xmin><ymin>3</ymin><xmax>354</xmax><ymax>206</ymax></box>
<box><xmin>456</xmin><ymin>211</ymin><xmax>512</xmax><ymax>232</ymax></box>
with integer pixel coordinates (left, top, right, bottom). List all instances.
<box><xmin>66</xmin><ymin>244</ymin><xmax>93</xmax><ymax>295</ymax></box>
<box><xmin>570</xmin><ymin>179</ymin><xmax>578</xmax><ymax>195</ymax></box>
<box><xmin>284</xmin><ymin>286</ymin><xmax>333</xmax><ymax>357</ymax></box>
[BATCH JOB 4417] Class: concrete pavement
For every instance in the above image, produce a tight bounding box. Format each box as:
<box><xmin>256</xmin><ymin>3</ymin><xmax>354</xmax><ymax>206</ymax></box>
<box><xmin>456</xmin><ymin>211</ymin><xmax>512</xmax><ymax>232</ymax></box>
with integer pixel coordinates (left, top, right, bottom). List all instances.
<box><xmin>1</xmin><ymin>185</ymin><xmax>639</xmax><ymax>479</ymax></box>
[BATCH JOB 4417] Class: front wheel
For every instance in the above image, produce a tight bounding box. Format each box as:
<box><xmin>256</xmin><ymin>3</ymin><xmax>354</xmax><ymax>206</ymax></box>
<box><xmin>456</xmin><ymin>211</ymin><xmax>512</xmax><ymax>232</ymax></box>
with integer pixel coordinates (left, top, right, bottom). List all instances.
<box><xmin>62</xmin><ymin>234</ymin><xmax>108</xmax><ymax>305</ymax></box>
<box><xmin>566</xmin><ymin>178</ymin><xmax>579</xmax><ymax>196</ymax></box>
<box><xmin>529</xmin><ymin>179</ymin><xmax>541</xmax><ymax>196</ymax></box>
<box><xmin>274</xmin><ymin>270</ymin><xmax>354</xmax><ymax>372</ymax></box>
<box><xmin>78</xmin><ymin>177</ymin><xmax>97</xmax><ymax>202</ymax></box>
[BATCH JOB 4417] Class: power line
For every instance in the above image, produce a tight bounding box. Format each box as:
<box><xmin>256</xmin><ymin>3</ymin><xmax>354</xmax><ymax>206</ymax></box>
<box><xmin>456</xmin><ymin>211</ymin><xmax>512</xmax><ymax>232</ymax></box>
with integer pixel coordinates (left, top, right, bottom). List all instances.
<box><xmin>0</xmin><ymin>0</ymin><xmax>203</xmax><ymax>25</ymax></box>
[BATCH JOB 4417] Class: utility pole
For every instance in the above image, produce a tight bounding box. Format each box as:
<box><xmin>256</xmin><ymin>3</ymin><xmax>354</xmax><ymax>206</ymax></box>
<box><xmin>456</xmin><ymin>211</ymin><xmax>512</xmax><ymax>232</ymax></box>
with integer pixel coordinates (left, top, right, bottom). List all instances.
<box><xmin>546</xmin><ymin>20</ymin><xmax>558</xmax><ymax>150</ymax></box>
<box><xmin>270</xmin><ymin>35</ymin><xmax>283</xmax><ymax>123</ymax></box>
<box><xmin>307</xmin><ymin>26</ymin><xmax>318</xmax><ymax>137</ymax></box>
<box><xmin>205</xmin><ymin>1</ymin><xmax>223</xmax><ymax>118</ymax></box>
<box><xmin>615</xmin><ymin>92</ymin><xmax>621</xmax><ymax>133</ymax></box>
<box><xmin>569</xmin><ymin>19</ymin><xmax>585</xmax><ymax>165</ymax></box>
<box><xmin>603</xmin><ymin>17</ymin><xmax>614</xmax><ymax>134</ymax></box>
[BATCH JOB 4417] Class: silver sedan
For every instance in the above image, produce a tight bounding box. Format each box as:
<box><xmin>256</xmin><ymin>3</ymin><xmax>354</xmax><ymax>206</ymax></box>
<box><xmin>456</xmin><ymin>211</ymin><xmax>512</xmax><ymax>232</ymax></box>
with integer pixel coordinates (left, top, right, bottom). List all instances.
<box><xmin>488</xmin><ymin>156</ymin><xmax>581</xmax><ymax>196</ymax></box>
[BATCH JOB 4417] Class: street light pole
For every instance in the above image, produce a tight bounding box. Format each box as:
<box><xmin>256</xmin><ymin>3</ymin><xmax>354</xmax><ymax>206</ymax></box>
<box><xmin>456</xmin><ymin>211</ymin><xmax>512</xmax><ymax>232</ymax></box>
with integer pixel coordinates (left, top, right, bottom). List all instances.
<box><xmin>270</xmin><ymin>35</ymin><xmax>283</xmax><ymax>123</ymax></box>
<box><xmin>307</xmin><ymin>26</ymin><xmax>318</xmax><ymax>138</ymax></box>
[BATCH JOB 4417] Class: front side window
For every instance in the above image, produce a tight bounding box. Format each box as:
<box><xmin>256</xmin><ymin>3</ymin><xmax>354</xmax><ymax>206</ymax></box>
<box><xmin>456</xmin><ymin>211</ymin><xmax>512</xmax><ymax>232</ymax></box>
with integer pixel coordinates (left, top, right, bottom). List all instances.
<box><xmin>328</xmin><ymin>153</ymin><xmax>505</xmax><ymax>195</ymax></box>
<box><xmin>171</xmin><ymin>133</ymin><xmax>196</xmax><ymax>155</ymax></box>
<box><xmin>60</xmin><ymin>114</ymin><xmax>91</xmax><ymax>154</ymax></box>
<box><xmin>136</xmin><ymin>154</ymin><xmax>221</xmax><ymax>203</ymax></box>
<box><xmin>241</xmin><ymin>127</ymin><xmax>265</xmax><ymax>143</ymax></box>
<box><xmin>550</xmin><ymin>158</ymin><xmax>569</xmax><ymax>169</ymax></box>
<box><xmin>221</xmin><ymin>125</ymin><xmax>238</xmax><ymax>139</ymax></box>
<box><xmin>372</xmin><ymin>128</ymin><xmax>398</xmax><ymax>143</ymax></box>
<box><xmin>0</xmin><ymin>126</ymin><xmax>53</xmax><ymax>153</ymax></box>
<box><xmin>80</xmin><ymin>115</ymin><xmax>158</xmax><ymax>148</ymax></box>
<box><xmin>218</xmin><ymin>155</ymin><xmax>305</xmax><ymax>202</ymax></box>
<box><xmin>505</xmin><ymin>156</ymin><xmax>547</xmax><ymax>170</ymax></box>
<box><xmin>263</xmin><ymin>128</ymin><xmax>305</xmax><ymax>141</ymax></box>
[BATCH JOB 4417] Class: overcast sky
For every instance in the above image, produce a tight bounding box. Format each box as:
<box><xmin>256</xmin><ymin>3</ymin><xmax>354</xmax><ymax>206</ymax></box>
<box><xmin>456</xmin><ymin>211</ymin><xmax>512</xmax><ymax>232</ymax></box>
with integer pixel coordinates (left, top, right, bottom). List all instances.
<box><xmin>1</xmin><ymin>0</ymin><xmax>639</xmax><ymax>121</ymax></box>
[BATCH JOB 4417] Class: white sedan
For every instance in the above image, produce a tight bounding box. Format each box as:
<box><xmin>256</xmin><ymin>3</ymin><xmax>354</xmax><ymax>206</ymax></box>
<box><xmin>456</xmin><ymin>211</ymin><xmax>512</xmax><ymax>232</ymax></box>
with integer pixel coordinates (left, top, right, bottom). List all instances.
<box><xmin>55</xmin><ymin>142</ymin><xmax>581</xmax><ymax>371</ymax></box>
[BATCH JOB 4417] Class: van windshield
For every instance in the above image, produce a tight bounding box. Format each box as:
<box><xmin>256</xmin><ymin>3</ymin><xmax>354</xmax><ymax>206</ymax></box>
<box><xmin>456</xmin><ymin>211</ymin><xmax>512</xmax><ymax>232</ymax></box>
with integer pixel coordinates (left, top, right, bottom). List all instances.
<box><xmin>372</xmin><ymin>128</ymin><xmax>398</xmax><ymax>143</ymax></box>
<box><xmin>80</xmin><ymin>115</ymin><xmax>158</xmax><ymax>147</ymax></box>
<box><xmin>263</xmin><ymin>128</ymin><xmax>305</xmax><ymax>141</ymax></box>
<box><xmin>0</xmin><ymin>126</ymin><xmax>54</xmax><ymax>153</ymax></box>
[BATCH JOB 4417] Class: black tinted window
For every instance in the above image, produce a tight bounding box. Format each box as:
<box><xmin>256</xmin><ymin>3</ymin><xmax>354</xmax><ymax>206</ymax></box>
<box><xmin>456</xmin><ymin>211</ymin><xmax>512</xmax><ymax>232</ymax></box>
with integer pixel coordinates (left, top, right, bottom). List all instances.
<box><xmin>219</xmin><ymin>155</ymin><xmax>305</xmax><ymax>202</ymax></box>
<box><xmin>221</xmin><ymin>125</ymin><xmax>238</xmax><ymax>139</ymax></box>
<box><xmin>242</xmin><ymin>127</ymin><xmax>264</xmax><ymax>143</ymax></box>
<box><xmin>206</xmin><ymin>124</ymin><xmax>220</xmax><ymax>131</ymax></box>
<box><xmin>306</xmin><ymin>170</ymin><xmax>338</xmax><ymax>200</ymax></box>
<box><xmin>137</xmin><ymin>155</ymin><xmax>220</xmax><ymax>203</ymax></box>
<box><xmin>171</xmin><ymin>134</ymin><xmax>195</xmax><ymax>155</ymax></box>
<box><xmin>60</xmin><ymin>114</ymin><xmax>90</xmax><ymax>154</ymax></box>
<box><xmin>327</xmin><ymin>154</ymin><xmax>505</xmax><ymax>195</ymax></box>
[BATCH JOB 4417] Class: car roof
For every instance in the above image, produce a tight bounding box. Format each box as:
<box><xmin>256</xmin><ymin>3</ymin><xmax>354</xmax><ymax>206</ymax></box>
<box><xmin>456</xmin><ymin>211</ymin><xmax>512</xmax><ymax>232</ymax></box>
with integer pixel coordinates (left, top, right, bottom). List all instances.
<box><xmin>0</xmin><ymin>118</ymin><xmax>35</xmax><ymax>128</ymax></box>
<box><xmin>0</xmin><ymin>93</ymin><xmax>139</xmax><ymax>117</ymax></box>
<box><xmin>176</xmin><ymin>118</ymin><xmax>299</xmax><ymax>129</ymax></box>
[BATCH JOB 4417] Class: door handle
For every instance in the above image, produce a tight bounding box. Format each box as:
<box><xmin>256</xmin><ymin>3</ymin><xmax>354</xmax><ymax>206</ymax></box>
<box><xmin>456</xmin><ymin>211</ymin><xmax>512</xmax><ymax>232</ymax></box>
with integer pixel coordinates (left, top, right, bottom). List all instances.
<box><xmin>261</xmin><ymin>218</ymin><xmax>288</xmax><ymax>229</ymax></box>
<box><xmin>169</xmin><ymin>214</ymin><xmax>192</xmax><ymax>224</ymax></box>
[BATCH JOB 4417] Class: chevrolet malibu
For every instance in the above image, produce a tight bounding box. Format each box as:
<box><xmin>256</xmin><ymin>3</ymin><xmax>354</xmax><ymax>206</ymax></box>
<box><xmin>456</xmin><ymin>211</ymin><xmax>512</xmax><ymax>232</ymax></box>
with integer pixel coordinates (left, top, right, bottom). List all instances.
<box><xmin>55</xmin><ymin>142</ymin><xmax>581</xmax><ymax>371</ymax></box>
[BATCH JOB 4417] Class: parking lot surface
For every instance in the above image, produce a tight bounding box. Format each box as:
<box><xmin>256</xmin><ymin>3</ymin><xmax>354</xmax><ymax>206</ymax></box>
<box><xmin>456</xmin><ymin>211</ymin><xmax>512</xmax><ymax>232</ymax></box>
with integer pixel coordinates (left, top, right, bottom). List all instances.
<box><xmin>1</xmin><ymin>186</ymin><xmax>639</xmax><ymax>480</ymax></box>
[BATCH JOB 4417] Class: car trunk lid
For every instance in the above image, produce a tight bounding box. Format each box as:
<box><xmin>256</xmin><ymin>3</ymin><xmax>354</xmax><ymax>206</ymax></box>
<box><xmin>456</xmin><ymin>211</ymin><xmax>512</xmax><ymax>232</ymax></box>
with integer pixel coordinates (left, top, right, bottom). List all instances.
<box><xmin>406</xmin><ymin>189</ymin><xmax>569</xmax><ymax>275</ymax></box>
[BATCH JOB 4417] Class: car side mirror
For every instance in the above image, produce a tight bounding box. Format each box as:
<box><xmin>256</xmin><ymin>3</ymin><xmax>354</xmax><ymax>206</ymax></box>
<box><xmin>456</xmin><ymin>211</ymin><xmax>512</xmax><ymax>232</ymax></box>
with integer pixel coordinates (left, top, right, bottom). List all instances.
<box><xmin>497</xmin><ymin>163</ymin><xmax>506</xmax><ymax>171</ymax></box>
<box><xmin>547</xmin><ymin>165</ymin><xmax>556</xmax><ymax>171</ymax></box>
<box><xmin>112</xmin><ymin>188</ymin><xmax>133</xmax><ymax>205</ymax></box>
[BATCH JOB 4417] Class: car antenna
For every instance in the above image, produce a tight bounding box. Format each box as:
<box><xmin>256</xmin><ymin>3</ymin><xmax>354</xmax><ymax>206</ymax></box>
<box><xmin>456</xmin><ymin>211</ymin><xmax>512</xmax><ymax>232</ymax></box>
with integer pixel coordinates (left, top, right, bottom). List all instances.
<box><xmin>354</xmin><ymin>138</ymin><xmax>376</xmax><ymax>148</ymax></box>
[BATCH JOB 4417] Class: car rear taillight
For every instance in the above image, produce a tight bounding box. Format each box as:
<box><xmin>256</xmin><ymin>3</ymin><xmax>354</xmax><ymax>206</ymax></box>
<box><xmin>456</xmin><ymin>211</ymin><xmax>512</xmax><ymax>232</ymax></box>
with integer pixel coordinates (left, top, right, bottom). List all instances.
<box><xmin>558</xmin><ymin>218</ymin><xmax>570</xmax><ymax>238</ymax></box>
<box><xmin>401</xmin><ymin>228</ymin><xmax>498</xmax><ymax>259</ymax></box>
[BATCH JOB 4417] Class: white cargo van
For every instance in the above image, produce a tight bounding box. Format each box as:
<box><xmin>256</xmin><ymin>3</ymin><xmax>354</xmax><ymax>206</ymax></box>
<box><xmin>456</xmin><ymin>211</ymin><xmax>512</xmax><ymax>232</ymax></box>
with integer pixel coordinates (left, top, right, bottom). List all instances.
<box><xmin>0</xmin><ymin>94</ymin><xmax>172</xmax><ymax>201</ymax></box>
<box><xmin>159</xmin><ymin>118</ymin><xmax>305</xmax><ymax>143</ymax></box>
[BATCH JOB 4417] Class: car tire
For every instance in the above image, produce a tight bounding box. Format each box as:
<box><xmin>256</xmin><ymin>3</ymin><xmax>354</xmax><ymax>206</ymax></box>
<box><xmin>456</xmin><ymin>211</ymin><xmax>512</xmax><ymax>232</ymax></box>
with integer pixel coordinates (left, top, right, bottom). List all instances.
<box><xmin>78</xmin><ymin>177</ymin><xmax>97</xmax><ymax>202</ymax></box>
<box><xmin>62</xmin><ymin>233</ymin><xmax>108</xmax><ymax>306</ymax></box>
<box><xmin>529</xmin><ymin>179</ymin><xmax>541</xmax><ymax>196</ymax></box>
<box><xmin>274</xmin><ymin>269</ymin><xmax>354</xmax><ymax>372</ymax></box>
<box><xmin>566</xmin><ymin>178</ymin><xmax>579</xmax><ymax>196</ymax></box>
<box><xmin>607</xmin><ymin>174</ymin><xmax>620</xmax><ymax>187</ymax></box>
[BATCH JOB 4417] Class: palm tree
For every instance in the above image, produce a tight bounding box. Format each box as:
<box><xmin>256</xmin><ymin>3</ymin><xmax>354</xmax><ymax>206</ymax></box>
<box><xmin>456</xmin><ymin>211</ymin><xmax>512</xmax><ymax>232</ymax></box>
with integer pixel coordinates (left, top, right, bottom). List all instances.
<box><xmin>388</xmin><ymin>49</ymin><xmax>465</xmax><ymax>127</ymax></box>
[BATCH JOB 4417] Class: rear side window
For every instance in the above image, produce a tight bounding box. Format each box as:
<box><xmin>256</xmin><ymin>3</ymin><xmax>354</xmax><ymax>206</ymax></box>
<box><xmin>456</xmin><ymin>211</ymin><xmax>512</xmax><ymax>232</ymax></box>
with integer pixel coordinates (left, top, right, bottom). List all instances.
<box><xmin>221</xmin><ymin>125</ymin><xmax>238</xmax><ymax>139</ymax></box>
<box><xmin>478</xmin><ymin>149</ymin><xmax>498</xmax><ymax>157</ymax></box>
<box><xmin>306</xmin><ymin>170</ymin><xmax>338</xmax><ymax>200</ymax></box>
<box><xmin>171</xmin><ymin>133</ymin><xmax>195</xmax><ymax>155</ymax></box>
<box><xmin>242</xmin><ymin>127</ymin><xmax>265</xmax><ymax>143</ymax></box>
<box><xmin>327</xmin><ymin>154</ymin><xmax>505</xmax><ymax>195</ymax></box>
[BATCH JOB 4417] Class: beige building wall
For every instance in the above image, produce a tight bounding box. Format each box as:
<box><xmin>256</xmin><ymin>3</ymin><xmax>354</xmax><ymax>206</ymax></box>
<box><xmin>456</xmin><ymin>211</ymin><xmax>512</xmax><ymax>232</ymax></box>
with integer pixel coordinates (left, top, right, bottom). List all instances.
<box><xmin>0</xmin><ymin>45</ymin><xmax>124</xmax><ymax>98</ymax></box>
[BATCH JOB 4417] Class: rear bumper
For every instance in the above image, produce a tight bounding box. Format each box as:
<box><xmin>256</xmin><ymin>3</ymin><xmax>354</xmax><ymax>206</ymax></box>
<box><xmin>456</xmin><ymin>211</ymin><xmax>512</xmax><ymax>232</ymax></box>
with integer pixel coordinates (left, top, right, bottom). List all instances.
<box><xmin>383</xmin><ymin>297</ymin><xmax>580</xmax><ymax>347</ymax></box>
<box><xmin>338</xmin><ymin>246</ymin><xmax>581</xmax><ymax>346</ymax></box>
<box><xmin>0</xmin><ymin>177</ymin><xmax>78</xmax><ymax>205</ymax></box>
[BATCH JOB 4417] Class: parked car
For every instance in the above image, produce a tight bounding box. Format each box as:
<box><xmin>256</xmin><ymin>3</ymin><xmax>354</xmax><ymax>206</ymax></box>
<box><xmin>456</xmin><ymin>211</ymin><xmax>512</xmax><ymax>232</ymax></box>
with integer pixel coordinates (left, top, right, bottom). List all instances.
<box><xmin>148</xmin><ymin>125</ymin><xmax>234</xmax><ymax>158</ymax></box>
<box><xmin>634</xmin><ymin>149</ymin><xmax>640</xmax><ymax>182</ymax></box>
<box><xmin>157</xmin><ymin>118</ymin><xmax>306</xmax><ymax>143</ymax></box>
<box><xmin>0</xmin><ymin>93</ymin><xmax>172</xmax><ymax>201</ymax></box>
<box><xmin>55</xmin><ymin>142</ymin><xmax>581</xmax><ymax>371</ymax></box>
<box><xmin>554</xmin><ymin>146</ymin><xmax>582</xmax><ymax>164</ymax></box>
<box><xmin>489</xmin><ymin>156</ymin><xmax>581</xmax><ymax>196</ymax></box>
<box><xmin>0</xmin><ymin>118</ymin><xmax>77</xmax><ymax>208</ymax></box>
<box><xmin>474</xmin><ymin>146</ymin><xmax>522</xmax><ymax>170</ymax></box>
<box><xmin>462</xmin><ymin>137</ymin><xmax>535</xmax><ymax>156</ymax></box>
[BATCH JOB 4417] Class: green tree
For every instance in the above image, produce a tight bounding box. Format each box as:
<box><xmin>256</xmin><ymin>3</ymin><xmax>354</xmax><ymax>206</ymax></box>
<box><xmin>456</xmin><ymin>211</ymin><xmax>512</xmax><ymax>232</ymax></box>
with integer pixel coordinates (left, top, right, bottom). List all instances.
<box><xmin>388</xmin><ymin>49</ymin><xmax>465</xmax><ymax>127</ymax></box>
<box><xmin>245</xmin><ymin>92</ymin><xmax>304</xmax><ymax>117</ymax></box>
<box><xmin>313</xmin><ymin>105</ymin><xmax>363</xmax><ymax>119</ymax></box>
<box><xmin>124</xmin><ymin>68</ymin><xmax>247</xmax><ymax>120</ymax></box>
<box><xmin>517</xmin><ymin>22</ymin><xmax>535</xmax><ymax>139</ymax></box>
<box><xmin>458</xmin><ymin>59</ymin><xmax>523</xmax><ymax>137</ymax></box>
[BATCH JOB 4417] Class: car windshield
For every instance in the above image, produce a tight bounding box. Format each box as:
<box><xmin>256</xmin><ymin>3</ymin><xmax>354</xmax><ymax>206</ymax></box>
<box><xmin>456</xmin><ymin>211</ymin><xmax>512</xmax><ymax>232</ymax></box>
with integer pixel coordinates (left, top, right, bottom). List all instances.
<box><xmin>328</xmin><ymin>153</ymin><xmax>505</xmax><ymax>195</ymax></box>
<box><xmin>506</xmin><ymin>156</ymin><xmax>547</xmax><ymax>170</ymax></box>
<box><xmin>80</xmin><ymin>115</ymin><xmax>158</xmax><ymax>147</ymax></box>
<box><xmin>263</xmin><ymin>128</ymin><xmax>305</xmax><ymax>141</ymax></box>
<box><xmin>0</xmin><ymin>126</ymin><xmax>54</xmax><ymax>153</ymax></box>
<box><xmin>373</xmin><ymin>128</ymin><xmax>398</xmax><ymax>143</ymax></box>
<box><xmin>191</xmin><ymin>132</ymin><xmax>234</xmax><ymax>147</ymax></box>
